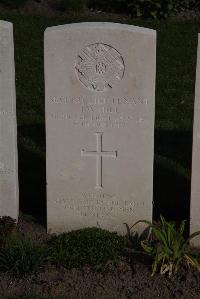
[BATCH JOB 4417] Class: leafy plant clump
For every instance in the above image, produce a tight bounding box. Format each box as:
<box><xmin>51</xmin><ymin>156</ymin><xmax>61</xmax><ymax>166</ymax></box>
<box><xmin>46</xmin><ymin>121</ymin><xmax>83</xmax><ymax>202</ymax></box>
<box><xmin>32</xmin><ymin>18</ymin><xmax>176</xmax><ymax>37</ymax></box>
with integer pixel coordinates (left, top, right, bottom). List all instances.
<box><xmin>0</xmin><ymin>234</ymin><xmax>47</xmax><ymax>277</ymax></box>
<box><xmin>131</xmin><ymin>215</ymin><xmax>200</xmax><ymax>277</ymax></box>
<box><xmin>48</xmin><ymin>227</ymin><xmax>125</xmax><ymax>268</ymax></box>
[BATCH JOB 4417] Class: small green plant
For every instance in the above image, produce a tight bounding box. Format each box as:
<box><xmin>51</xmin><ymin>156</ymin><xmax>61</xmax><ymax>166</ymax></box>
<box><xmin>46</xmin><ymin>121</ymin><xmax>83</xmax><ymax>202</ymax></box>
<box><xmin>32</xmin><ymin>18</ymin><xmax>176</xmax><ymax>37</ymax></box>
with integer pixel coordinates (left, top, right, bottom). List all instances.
<box><xmin>48</xmin><ymin>227</ymin><xmax>125</xmax><ymax>268</ymax></box>
<box><xmin>0</xmin><ymin>234</ymin><xmax>47</xmax><ymax>277</ymax></box>
<box><xmin>131</xmin><ymin>216</ymin><xmax>200</xmax><ymax>277</ymax></box>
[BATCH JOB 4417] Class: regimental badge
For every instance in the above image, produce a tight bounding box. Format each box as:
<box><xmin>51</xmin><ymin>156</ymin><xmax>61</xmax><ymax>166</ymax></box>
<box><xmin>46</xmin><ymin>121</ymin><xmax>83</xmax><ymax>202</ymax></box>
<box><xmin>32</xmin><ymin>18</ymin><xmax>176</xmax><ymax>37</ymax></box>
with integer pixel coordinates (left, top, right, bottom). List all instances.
<box><xmin>75</xmin><ymin>43</ymin><xmax>125</xmax><ymax>92</ymax></box>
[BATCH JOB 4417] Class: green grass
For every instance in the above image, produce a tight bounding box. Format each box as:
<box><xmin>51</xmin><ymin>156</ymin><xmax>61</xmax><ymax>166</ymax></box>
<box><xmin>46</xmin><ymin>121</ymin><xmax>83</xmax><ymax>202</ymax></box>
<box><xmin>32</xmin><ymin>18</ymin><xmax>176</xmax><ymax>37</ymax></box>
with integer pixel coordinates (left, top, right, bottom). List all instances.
<box><xmin>0</xmin><ymin>12</ymin><xmax>198</xmax><ymax>220</ymax></box>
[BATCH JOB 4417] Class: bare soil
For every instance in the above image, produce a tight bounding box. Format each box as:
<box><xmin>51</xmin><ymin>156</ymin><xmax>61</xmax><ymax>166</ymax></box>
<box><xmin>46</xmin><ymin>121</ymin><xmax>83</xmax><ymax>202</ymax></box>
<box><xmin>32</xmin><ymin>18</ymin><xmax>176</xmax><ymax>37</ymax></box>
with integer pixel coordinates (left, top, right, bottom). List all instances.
<box><xmin>0</xmin><ymin>217</ymin><xmax>199</xmax><ymax>299</ymax></box>
<box><xmin>1</xmin><ymin>260</ymin><xmax>200</xmax><ymax>299</ymax></box>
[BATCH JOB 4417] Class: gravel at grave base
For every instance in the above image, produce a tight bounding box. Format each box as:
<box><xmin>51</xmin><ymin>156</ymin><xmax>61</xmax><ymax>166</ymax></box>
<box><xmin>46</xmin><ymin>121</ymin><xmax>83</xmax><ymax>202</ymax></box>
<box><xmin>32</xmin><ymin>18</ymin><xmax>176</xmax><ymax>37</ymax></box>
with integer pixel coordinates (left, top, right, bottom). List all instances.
<box><xmin>0</xmin><ymin>218</ymin><xmax>199</xmax><ymax>299</ymax></box>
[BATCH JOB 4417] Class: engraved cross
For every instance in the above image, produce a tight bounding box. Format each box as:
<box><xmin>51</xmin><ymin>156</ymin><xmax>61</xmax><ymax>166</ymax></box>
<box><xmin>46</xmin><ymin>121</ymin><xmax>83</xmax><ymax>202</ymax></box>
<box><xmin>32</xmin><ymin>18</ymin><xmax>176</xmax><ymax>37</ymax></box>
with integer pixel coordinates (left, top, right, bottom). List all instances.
<box><xmin>81</xmin><ymin>132</ymin><xmax>117</xmax><ymax>189</ymax></box>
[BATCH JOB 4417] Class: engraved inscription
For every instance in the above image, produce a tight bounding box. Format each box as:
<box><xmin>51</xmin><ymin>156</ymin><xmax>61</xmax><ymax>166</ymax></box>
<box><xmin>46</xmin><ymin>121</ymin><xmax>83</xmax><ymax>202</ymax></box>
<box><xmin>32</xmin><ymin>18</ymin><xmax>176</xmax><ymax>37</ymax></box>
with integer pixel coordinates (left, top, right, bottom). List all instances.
<box><xmin>0</xmin><ymin>162</ymin><xmax>4</xmax><ymax>171</ymax></box>
<box><xmin>81</xmin><ymin>133</ymin><xmax>117</xmax><ymax>189</ymax></box>
<box><xmin>0</xmin><ymin>161</ymin><xmax>13</xmax><ymax>175</ymax></box>
<box><xmin>55</xmin><ymin>192</ymin><xmax>137</xmax><ymax>219</ymax></box>
<box><xmin>49</xmin><ymin>96</ymin><xmax>148</xmax><ymax>105</ymax></box>
<box><xmin>48</xmin><ymin>96</ymin><xmax>148</xmax><ymax>128</ymax></box>
<box><xmin>0</xmin><ymin>110</ymin><xmax>14</xmax><ymax>116</ymax></box>
<box><xmin>75</xmin><ymin>43</ymin><xmax>125</xmax><ymax>92</ymax></box>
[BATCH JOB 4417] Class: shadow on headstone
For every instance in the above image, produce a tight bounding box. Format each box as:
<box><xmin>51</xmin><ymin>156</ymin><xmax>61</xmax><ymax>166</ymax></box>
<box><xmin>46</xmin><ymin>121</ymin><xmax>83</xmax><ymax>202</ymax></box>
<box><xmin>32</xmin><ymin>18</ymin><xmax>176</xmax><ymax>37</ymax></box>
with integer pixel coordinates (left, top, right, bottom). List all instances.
<box><xmin>153</xmin><ymin>129</ymin><xmax>192</xmax><ymax>236</ymax></box>
<box><xmin>18</xmin><ymin>124</ymin><xmax>46</xmax><ymax>226</ymax></box>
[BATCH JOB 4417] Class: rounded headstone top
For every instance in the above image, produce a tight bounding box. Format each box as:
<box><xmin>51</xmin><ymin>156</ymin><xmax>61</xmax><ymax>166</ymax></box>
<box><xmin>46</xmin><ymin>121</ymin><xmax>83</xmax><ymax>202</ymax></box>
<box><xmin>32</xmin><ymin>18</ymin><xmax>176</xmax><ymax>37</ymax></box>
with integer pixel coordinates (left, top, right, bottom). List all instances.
<box><xmin>45</xmin><ymin>22</ymin><xmax>156</xmax><ymax>36</ymax></box>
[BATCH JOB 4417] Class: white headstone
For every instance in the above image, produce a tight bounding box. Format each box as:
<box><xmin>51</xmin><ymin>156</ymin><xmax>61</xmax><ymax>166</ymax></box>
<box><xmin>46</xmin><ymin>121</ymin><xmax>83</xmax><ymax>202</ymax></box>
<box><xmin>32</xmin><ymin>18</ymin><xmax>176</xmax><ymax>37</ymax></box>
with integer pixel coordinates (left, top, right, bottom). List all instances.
<box><xmin>45</xmin><ymin>22</ymin><xmax>156</xmax><ymax>234</ymax></box>
<box><xmin>190</xmin><ymin>34</ymin><xmax>200</xmax><ymax>247</ymax></box>
<box><xmin>0</xmin><ymin>21</ymin><xmax>18</xmax><ymax>220</ymax></box>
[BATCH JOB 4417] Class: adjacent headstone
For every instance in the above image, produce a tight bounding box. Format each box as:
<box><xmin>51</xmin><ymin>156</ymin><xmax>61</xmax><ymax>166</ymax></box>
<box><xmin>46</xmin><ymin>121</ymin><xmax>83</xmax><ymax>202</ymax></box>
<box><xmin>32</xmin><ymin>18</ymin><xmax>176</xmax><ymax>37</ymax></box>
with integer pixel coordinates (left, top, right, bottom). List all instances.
<box><xmin>0</xmin><ymin>21</ymin><xmax>18</xmax><ymax>220</ymax></box>
<box><xmin>45</xmin><ymin>22</ymin><xmax>156</xmax><ymax>234</ymax></box>
<box><xmin>190</xmin><ymin>34</ymin><xmax>200</xmax><ymax>247</ymax></box>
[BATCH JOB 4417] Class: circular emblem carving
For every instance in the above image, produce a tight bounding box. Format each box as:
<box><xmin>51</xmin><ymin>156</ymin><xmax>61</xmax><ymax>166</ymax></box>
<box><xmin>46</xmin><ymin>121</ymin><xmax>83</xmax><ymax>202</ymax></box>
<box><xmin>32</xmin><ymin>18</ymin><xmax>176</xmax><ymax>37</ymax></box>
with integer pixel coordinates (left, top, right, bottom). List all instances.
<box><xmin>75</xmin><ymin>43</ymin><xmax>125</xmax><ymax>92</ymax></box>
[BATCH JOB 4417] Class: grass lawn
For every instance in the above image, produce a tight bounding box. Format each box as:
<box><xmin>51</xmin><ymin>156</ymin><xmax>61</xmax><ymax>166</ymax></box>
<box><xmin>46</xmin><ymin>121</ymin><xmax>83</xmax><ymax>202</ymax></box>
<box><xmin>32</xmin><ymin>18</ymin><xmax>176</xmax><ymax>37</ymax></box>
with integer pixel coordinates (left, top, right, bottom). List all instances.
<box><xmin>0</xmin><ymin>12</ymin><xmax>199</xmax><ymax>223</ymax></box>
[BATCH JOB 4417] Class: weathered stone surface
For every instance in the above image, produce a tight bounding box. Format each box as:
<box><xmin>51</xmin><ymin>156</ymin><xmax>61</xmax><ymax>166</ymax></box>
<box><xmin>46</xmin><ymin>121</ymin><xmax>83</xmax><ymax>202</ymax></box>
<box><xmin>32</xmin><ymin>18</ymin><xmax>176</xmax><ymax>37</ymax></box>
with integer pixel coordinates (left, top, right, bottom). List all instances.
<box><xmin>190</xmin><ymin>34</ymin><xmax>200</xmax><ymax>247</ymax></box>
<box><xmin>0</xmin><ymin>21</ymin><xmax>18</xmax><ymax>220</ymax></box>
<box><xmin>45</xmin><ymin>22</ymin><xmax>156</xmax><ymax>234</ymax></box>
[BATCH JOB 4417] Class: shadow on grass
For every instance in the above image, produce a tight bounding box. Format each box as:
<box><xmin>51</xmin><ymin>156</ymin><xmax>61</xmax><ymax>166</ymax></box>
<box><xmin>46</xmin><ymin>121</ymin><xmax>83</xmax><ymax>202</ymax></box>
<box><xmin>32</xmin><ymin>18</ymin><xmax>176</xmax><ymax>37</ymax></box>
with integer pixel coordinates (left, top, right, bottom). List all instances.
<box><xmin>18</xmin><ymin>124</ymin><xmax>46</xmax><ymax>226</ymax></box>
<box><xmin>153</xmin><ymin>129</ymin><xmax>192</xmax><ymax>235</ymax></box>
<box><xmin>155</xmin><ymin>129</ymin><xmax>193</xmax><ymax>169</ymax></box>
